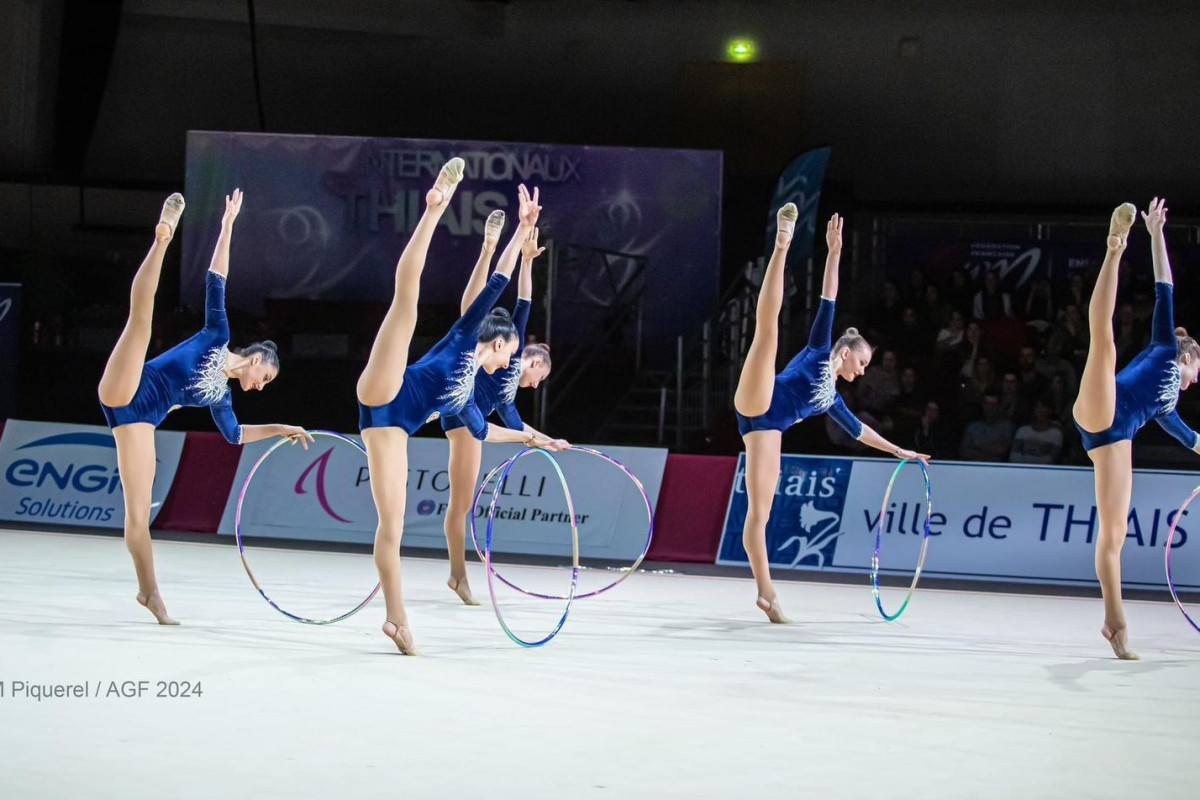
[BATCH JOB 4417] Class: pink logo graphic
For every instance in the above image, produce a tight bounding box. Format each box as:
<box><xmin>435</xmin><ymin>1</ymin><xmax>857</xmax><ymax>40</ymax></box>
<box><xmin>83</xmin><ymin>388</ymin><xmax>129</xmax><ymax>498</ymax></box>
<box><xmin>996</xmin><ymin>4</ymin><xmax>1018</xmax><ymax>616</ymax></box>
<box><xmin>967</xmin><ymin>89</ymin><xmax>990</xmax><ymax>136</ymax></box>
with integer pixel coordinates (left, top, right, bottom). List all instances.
<box><xmin>295</xmin><ymin>447</ymin><xmax>352</xmax><ymax>523</ymax></box>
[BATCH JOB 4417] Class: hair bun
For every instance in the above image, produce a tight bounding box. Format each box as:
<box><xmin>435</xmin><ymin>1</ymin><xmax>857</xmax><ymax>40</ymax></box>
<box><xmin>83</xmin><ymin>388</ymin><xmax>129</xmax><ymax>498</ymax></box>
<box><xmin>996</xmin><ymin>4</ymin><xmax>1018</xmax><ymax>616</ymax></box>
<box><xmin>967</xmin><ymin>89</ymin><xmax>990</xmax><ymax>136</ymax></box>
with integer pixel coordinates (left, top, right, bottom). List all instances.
<box><xmin>260</xmin><ymin>339</ymin><xmax>278</xmax><ymax>352</ymax></box>
<box><xmin>1176</xmin><ymin>327</ymin><xmax>1188</xmax><ymax>338</ymax></box>
<box><xmin>844</xmin><ymin>327</ymin><xmax>859</xmax><ymax>337</ymax></box>
<box><xmin>490</xmin><ymin>308</ymin><xmax>513</xmax><ymax>320</ymax></box>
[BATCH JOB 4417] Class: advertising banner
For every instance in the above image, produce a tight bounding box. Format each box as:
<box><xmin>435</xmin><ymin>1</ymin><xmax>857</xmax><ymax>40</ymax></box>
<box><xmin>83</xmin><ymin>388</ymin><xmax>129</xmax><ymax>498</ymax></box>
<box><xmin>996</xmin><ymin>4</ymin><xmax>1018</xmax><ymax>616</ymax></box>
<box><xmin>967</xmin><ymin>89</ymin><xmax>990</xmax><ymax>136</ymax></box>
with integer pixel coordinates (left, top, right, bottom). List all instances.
<box><xmin>219</xmin><ymin>435</ymin><xmax>667</xmax><ymax>560</ymax></box>
<box><xmin>183</xmin><ymin>131</ymin><xmax>722</xmax><ymax>354</ymax></box>
<box><xmin>718</xmin><ymin>454</ymin><xmax>1200</xmax><ymax>590</ymax></box>
<box><xmin>0</xmin><ymin>420</ymin><xmax>185</xmax><ymax>529</ymax></box>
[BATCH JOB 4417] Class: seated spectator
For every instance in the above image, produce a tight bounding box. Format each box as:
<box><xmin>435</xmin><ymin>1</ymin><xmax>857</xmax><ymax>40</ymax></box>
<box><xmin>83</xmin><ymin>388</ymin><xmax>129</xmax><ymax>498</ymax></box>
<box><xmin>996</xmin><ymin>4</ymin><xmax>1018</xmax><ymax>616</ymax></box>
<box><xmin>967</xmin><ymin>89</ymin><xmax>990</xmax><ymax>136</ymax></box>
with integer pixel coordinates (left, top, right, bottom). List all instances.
<box><xmin>998</xmin><ymin>372</ymin><xmax>1025</xmax><ymax>422</ymax></box>
<box><xmin>913</xmin><ymin>401</ymin><xmax>953</xmax><ymax>459</ymax></box>
<box><xmin>1009</xmin><ymin>398</ymin><xmax>1064</xmax><ymax>464</ymax></box>
<box><xmin>945</xmin><ymin>268</ymin><xmax>974</xmax><ymax>317</ymax></box>
<box><xmin>960</xmin><ymin>394</ymin><xmax>1015</xmax><ymax>462</ymax></box>
<box><xmin>973</xmin><ymin>269</ymin><xmax>1013</xmax><ymax>320</ymax></box>
<box><xmin>893</xmin><ymin>306</ymin><xmax>928</xmax><ymax>364</ymax></box>
<box><xmin>1057</xmin><ymin>303</ymin><xmax>1089</xmax><ymax>364</ymax></box>
<box><xmin>957</xmin><ymin>321</ymin><xmax>990</xmax><ymax>377</ymax></box>
<box><xmin>960</xmin><ymin>355</ymin><xmax>999</xmax><ymax>421</ymax></box>
<box><xmin>1024</xmin><ymin>277</ymin><xmax>1055</xmax><ymax>324</ymax></box>
<box><xmin>936</xmin><ymin>310</ymin><xmax>966</xmax><ymax>354</ymax></box>
<box><xmin>893</xmin><ymin>366</ymin><xmax>926</xmax><ymax>442</ymax></box>
<box><xmin>1016</xmin><ymin>345</ymin><xmax>1048</xmax><ymax>404</ymax></box>
<box><xmin>1035</xmin><ymin>334</ymin><xmax>1078</xmax><ymax>398</ymax></box>
<box><xmin>857</xmin><ymin>349</ymin><xmax>900</xmax><ymax>414</ymax></box>
<box><xmin>920</xmin><ymin>284</ymin><xmax>948</xmax><ymax>333</ymax></box>
<box><xmin>868</xmin><ymin>281</ymin><xmax>904</xmax><ymax>342</ymax></box>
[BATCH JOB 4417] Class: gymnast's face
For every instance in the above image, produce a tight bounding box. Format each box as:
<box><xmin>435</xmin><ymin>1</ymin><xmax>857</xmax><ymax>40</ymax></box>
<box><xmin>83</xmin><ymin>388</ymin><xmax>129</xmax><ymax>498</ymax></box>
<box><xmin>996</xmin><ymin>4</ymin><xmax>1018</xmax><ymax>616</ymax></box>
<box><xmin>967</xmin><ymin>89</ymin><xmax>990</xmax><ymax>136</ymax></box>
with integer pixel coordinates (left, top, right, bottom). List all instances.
<box><xmin>519</xmin><ymin>356</ymin><xmax>550</xmax><ymax>389</ymax></box>
<box><xmin>479</xmin><ymin>336</ymin><xmax>520</xmax><ymax>374</ymax></box>
<box><xmin>238</xmin><ymin>358</ymin><xmax>278</xmax><ymax>392</ymax></box>
<box><xmin>837</xmin><ymin>345</ymin><xmax>872</xmax><ymax>382</ymax></box>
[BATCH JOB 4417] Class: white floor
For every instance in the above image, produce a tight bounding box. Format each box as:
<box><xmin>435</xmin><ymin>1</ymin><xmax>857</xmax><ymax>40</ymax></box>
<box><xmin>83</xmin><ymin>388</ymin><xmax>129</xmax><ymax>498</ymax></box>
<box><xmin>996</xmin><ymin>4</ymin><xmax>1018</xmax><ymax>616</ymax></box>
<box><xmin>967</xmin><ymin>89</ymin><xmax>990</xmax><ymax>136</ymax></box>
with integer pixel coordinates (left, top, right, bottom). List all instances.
<box><xmin>1</xmin><ymin>528</ymin><xmax>1197</xmax><ymax>800</ymax></box>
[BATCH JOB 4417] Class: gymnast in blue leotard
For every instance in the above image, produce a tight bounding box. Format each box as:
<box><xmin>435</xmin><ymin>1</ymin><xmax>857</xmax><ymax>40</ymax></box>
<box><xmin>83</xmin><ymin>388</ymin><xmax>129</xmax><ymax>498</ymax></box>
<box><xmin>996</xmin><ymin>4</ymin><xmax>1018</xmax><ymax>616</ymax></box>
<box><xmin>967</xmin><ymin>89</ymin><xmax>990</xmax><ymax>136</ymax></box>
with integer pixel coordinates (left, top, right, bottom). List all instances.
<box><xmin>1072</xmin><ymin>198</ymin><xmax>1200</xmax><ymax>660</ymax></box>
<box><xmin>438</xmin><ymin>222</ymin><xmax>563</xmax><ymax>605</ymax></box>
<box><xmin>97</xmin><ymin>189</ymin><xmax>312</xmax><ymax>625</ymax></box>
<box><xmin>732</xmin><ymin>208</ymin><xmax>928</xmax><ymax>625</ymax></box>
<box><xmin>355</xmin><ymin>173</ymin><xmax>559</xmax><ymax>655</ymax></box>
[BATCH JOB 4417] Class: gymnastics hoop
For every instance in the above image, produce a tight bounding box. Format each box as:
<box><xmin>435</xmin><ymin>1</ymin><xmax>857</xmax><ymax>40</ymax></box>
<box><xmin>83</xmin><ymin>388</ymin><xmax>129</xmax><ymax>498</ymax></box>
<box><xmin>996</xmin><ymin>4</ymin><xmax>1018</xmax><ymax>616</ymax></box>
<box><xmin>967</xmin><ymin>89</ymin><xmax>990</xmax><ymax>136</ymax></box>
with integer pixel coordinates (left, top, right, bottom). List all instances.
<box><xmin>482</xmin><ymin>447</ymin><xmax>580</xmax><ymax>647</ymax></box>
<box><xmin>870</xmin><ymin>458</ymin><xmax>933</xmax><ymax>622</ymax></box>
<box><xmin>469</xmin><ymin>446</ymin><xmax>654</xmax><ymax>600</ymax></box>
<box><xmin>235</xmin><ymin>430</ymin><xmax>380</xmax><ymax>625</ymax></box>
<box><xmin>1164</xmin><ymin>484</ymin><xmax>1200</xmax><ymax>634</ymax></box>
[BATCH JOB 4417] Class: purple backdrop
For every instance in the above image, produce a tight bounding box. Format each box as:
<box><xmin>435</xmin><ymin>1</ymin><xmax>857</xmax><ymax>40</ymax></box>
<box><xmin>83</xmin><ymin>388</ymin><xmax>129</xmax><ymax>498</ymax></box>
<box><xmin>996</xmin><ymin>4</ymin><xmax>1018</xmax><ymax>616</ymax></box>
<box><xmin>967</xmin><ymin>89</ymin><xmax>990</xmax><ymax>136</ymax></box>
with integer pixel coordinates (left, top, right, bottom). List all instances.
<box><xmin>182</xmin><ymin>131</ymin><xmax>722</xmax><ymax>356</ymax></box>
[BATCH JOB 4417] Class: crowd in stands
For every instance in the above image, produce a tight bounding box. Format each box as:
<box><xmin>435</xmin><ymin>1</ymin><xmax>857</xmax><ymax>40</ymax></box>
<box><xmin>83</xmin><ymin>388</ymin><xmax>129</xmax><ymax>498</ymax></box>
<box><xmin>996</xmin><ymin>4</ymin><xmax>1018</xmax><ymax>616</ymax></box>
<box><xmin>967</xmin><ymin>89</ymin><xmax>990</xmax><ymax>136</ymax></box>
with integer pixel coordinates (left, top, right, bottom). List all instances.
<box><xmin>826</xmin><ymin>261</ymin><xmax>1194</xmax><ymax>465</ymax></box>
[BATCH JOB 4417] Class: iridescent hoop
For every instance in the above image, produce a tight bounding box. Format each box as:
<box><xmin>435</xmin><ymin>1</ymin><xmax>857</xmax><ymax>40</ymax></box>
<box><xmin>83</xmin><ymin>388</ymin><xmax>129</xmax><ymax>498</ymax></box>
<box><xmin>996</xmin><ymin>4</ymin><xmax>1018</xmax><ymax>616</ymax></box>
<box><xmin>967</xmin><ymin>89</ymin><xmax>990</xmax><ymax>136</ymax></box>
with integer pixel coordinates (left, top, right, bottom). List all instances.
<box><xmin>235</xmin><ymin>430</ymin><xmax>380</xmax><ymax>625</ymax></box>
<box><xmin>482</xmin><ymin>447</ymin><xmax>580</xmax><ymax>647</ymax></box>
<box><xmin>469</xmin><ymin>446</ymin><xmax>654</xmax><ymax>600</ymax></box>
<box><xmin>1164</xmin><ymin>484</ymin><xmax>1200</xmax><ymax>633</ymax></box>
<box><xmin>870</xmin><ymin>458</ymin><xmax>933</xmax><ymax>622</ymax></box>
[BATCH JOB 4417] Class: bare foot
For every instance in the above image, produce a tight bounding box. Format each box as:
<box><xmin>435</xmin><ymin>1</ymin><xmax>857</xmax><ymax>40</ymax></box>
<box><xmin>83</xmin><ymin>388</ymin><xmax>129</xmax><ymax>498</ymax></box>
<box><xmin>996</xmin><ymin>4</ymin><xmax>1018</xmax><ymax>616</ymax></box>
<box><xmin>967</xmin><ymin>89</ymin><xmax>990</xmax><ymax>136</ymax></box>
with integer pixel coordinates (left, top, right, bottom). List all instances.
<box><xmin>1108</xmin><ymin>202</ymin><xmax>1136</xmax><ymax>249</ymax></box>
<box><xmin>156</xmin><ymin>193</ymin><xmax>185</xmax><ymax>242</ymax></box>
<box><xmin>776</xmin><ymin>202</ymin><xmax>798</xmax><ymax>248</ymax></box>
<box><xmin>756</xmin><ymin>596</ymin><xmax>792</xmax><ymax>624</ymax></box>
<box><xmin>136</xmin><ymin>591</ymin><xmax>179</xmax><ymax>626</ymax></box>
<box><xmin>382</xmin><ymin>619</ymin><xmax>419</xmax><ymax>655</ymax></box>
<box><xmin>426</xmin><ymin>157</ymin><xmax>465</xmax><ymax>209</ymax></box>
<box><xmin>1102</xmin><ymin>624</ymin><xmax>1140</xmax><ymax>660</ymax></box>
<box><xmin>447</xmin><ymin>575</ymin><xmax>480</xmax><ymax>606</ymax></box>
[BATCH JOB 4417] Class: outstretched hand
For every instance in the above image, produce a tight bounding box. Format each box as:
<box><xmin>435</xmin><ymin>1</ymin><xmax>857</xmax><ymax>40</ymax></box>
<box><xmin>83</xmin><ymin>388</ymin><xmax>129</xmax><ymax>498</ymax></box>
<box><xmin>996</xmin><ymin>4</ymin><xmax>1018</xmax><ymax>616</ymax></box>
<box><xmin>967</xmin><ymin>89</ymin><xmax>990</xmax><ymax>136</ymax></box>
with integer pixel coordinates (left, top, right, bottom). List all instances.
<box><xmin>282</xmin><ymin>426</ymin><xmax>314</xmax><ymax>450</ymax></box>
<box><xmin>521</xmin><ymin>227</ymin><xmax>546</xmax><ymax>261</ymax></box>
<box><xmin>826</xmin><ymin>213</ymin><xmax>843</xmax><ymax>252</ymax></box>
<box><xmin>223</xmin><ymin>189</ymin><xmax>244</xmax><ymax>226</ymax></box>
<box><xmin>1142</xmin><ymin>197</ymin><xmax>1168</xmax><ymax>236</ymax></box>
<box><xmin>518</xmin><ymin>184</ymin><xmax>541</xmax><ymax>228</ymax></box>
<box><xmin>896</xmin><ymin>448</ymin><xmax>931</xmax><ymax>466</ymax></box>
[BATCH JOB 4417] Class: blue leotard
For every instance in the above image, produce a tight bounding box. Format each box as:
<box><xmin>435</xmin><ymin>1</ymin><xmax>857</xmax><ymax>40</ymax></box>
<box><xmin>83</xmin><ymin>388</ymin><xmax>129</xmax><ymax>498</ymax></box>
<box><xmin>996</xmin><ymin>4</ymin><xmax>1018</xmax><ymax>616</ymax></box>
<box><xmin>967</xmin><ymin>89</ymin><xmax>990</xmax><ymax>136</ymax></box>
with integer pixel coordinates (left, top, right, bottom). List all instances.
<box><xmin>736</xmin><ymin>297</ymin><xmax>864</xmax><ymax>438</ymax></box>
<box><xmin>441</xmin><ymin>297</ymin><xmax>529</xmax><ymax>435</ymax></box>
<box><xmin>1075</xmin><ymin>282</ymin><xmax>1198</xmax><ymax>452</ymax></box>
<box><xmin>358</xmin><ymin>271</ymin><xmax>510</xmax><ymax>440</ymax></box>
<box><xmin>100</xmin><ymin>270</ymin><xmax>242</xmax><ymax>444</ymax></box>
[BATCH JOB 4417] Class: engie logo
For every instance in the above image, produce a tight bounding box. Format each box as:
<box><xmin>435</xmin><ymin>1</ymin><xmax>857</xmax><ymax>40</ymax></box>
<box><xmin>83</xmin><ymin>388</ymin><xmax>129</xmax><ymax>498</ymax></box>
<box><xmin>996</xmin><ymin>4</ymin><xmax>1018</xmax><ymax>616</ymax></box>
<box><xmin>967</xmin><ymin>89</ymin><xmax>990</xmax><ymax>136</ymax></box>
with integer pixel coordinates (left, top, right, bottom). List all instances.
<box><xmin>3</xmin><ymin>432</ymin><xmax>122</xmax><ymax>523</ymax></box>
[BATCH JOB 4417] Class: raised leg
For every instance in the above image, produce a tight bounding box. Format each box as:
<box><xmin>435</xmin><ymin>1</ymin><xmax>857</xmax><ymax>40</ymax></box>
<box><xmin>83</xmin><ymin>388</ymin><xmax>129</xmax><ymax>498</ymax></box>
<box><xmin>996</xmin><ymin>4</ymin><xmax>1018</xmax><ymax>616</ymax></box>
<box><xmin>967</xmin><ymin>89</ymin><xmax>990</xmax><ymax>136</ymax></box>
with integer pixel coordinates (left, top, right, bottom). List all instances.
<box><xmin>1089</xmin><ymin>440</ymin><xmax>1138</xmax><ymax>660</ymax></box>
<box><xmin>98</xmin><ymin>194</ymin><xmax>184</xmax><ymax>407</ymax></box>
<box><xmin>113</xmin><ymin>423</ymin><xmax>177</xmax><ymax>625</ymax></box>
<box><xmin>357</xmin><ymin>159</ymin><xmax>465</xmax><ymax>406</ymax></box>
<box><xmin>443</xmin><ymin>427</ymin><xmax>483</xmax><ymax>605</ymax></box>
<box><xmin>741</xmin><ymin>429</ymin><xmax>790</xmax><ymax>623</ymax></box>
<box><xmin>1072</xmin><ymin>204</ymin><xmax>1135</xmax><ymax>433</ymax></box>
<box><xmin>362</xmin><ymin>426</ymin><xmax>418</xmax><ymax>654</ymax></box>
<box><xmin>734</xmin><ymin>204</ymin><xmax>796</xmax><ymax>417</ymax></box>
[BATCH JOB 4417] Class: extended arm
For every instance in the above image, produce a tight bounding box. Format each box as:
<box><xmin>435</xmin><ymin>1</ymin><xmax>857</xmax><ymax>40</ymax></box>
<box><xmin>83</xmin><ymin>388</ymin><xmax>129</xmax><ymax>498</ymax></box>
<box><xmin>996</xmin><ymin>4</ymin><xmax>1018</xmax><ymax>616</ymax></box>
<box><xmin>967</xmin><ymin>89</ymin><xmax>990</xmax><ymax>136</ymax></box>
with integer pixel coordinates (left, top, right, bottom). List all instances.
<box><xmin>207</xmin><ymin>189</ymin><xmax>242</xmax><ymax>279</ymax></box>
<box><xmin>821</xmin><ymin>213</ymin><xmax>843</xmax><ymax>301</ymax></box>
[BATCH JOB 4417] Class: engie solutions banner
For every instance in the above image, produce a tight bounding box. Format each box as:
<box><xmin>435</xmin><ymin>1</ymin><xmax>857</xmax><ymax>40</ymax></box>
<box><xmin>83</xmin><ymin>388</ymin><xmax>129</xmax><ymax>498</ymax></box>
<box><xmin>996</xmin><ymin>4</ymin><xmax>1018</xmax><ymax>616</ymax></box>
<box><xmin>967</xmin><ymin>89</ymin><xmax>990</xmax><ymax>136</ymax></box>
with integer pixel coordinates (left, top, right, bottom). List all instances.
<box><xmin>718</xmin><ymin>454</ymin><xmax>1200</xmax><ymax>590</ymax></box>
<box><xmin>0</xmin><ymin>420</ymin><xmax>186</xmax><ymax>529</ymax></box>
<box><xmin>219</xmin><ymin>435</ymin><xmax>667</xmax><ymax>559</ymax></box>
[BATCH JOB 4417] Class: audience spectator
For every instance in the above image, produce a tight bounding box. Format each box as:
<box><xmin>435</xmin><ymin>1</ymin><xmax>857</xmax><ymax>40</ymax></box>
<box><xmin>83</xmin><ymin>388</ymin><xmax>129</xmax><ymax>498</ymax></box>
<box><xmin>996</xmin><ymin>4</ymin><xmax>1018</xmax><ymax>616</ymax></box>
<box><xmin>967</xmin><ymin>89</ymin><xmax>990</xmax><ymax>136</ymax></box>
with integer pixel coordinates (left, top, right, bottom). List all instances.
<box><xmin>913</xmin><ymin>401</ymin><xmax>952</xmax><ymax>459</ymax></box>
<box><xmin>1024</xmin><ymin>277</ymin><xmax>1055</xmax><ymax>324</ymax></box>
<box><xmin>973</xmin><ymin>270</ymin><xmax>1013</xmax><ymax>320</ymax></box>
<box><xmin>960</xmin><ymin>394</ymin><xmax>1015</xmax><ymax>462</ymax></box>
<box><xmin>998</xmin><ymin>372</ymin><xmax>1024</xmax><ymax>422</ymax></box>
<box><xmin>857</xmin><ymin>349</ymin><xmax>901</xmax><ymax>414</ymax></box>
<box><xmin>1009</xmin><ymin>398</ymin><xmax>1064</xmax><ymax>464</ymax></box>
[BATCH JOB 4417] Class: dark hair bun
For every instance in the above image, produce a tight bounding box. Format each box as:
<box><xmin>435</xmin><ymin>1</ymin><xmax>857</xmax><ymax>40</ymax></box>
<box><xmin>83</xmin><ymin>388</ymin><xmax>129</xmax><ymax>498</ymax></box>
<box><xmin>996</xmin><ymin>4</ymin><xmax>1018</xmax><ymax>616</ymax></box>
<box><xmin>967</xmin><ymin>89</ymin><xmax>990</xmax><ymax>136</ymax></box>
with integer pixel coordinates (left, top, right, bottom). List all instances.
<box><xmin>1176</xmin><ymin>327</ymin><xmax>1189</xmax><ymax>338</ymax></box>
<box><xmin>260</xmin><ymin>339</ymin><xmax>278</xmax><ymax>352</ymax></box>
<box><xmin>489</xmin><ymin>308</ymin><xmax>512</xmax><ymax>321</ymax></box>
